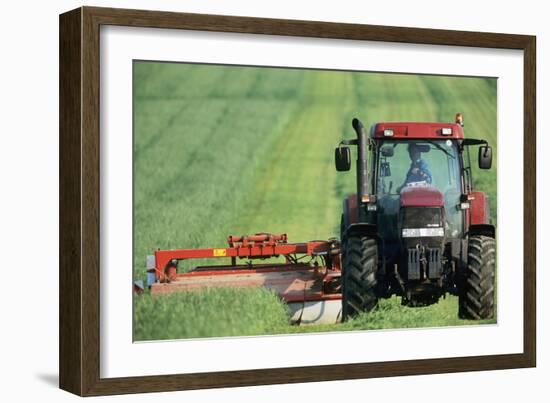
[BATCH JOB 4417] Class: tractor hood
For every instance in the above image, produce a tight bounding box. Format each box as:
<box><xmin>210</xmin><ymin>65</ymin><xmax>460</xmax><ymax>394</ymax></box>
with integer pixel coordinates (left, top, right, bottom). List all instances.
<box><xmin>400</xmin><ymin>185</ymin><xmax>444</xmax><ymax>207</ymax></box>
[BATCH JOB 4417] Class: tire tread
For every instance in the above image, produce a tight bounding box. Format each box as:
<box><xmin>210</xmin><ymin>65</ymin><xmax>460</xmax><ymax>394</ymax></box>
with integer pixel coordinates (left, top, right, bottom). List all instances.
<box><xmin>459</xmin><ymin>235</ymin><xmax>496</xmax><ymax>320</ymax></box>
<box><xmin>342</xmin><ymin>236</ymin><xmax>378</xmax><ymax>320</ymax></box>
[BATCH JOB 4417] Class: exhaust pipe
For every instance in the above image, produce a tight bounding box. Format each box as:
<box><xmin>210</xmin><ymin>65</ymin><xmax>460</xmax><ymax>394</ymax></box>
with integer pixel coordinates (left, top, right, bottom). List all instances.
<box><xmin>352</xmin><ymin>118</ymin><xmax>369</xmax><ymax>217</ymax></box>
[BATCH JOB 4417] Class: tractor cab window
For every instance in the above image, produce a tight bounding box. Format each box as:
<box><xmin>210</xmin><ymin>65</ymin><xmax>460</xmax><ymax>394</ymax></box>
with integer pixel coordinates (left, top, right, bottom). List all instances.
<box><xmin>376</xmin><ymin>140</ymin><xmax>462</xmax><ymax>239</ymax></box>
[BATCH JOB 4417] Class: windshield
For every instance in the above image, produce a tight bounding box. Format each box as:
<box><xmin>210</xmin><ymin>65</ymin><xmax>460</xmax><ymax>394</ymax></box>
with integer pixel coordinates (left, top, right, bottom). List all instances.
<box><xmin>376</xmin><ymin>139</ymin><xmax>463</xmax><ymax>239</ymax></box>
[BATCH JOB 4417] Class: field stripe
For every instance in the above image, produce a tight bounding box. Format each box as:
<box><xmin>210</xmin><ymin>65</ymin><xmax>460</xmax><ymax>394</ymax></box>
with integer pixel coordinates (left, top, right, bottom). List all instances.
<box><xmin>231</xmin><ymin>71</ymin><xmax>357</xmax><ymax>240</ymax></box>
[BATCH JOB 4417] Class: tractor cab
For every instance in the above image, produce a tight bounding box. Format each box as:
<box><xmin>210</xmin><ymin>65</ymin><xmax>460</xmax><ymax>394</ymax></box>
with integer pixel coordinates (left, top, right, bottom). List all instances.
<box><xmin>375</xmin><ymin>138</ymin><xmax>462</xmax><ymax>243</ymax></box>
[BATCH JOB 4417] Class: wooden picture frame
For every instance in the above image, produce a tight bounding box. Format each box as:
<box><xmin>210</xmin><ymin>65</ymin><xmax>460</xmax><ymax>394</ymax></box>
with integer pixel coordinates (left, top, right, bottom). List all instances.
<box><xmin>59</xmin><ymin>6</ymin><xmax>536</xmax><ymax>396</ymax></box>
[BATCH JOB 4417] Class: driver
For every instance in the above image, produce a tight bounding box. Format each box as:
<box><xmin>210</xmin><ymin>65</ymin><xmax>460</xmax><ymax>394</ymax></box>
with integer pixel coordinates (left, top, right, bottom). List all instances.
<box><xmin>399</xmin><ymin>143</ymin><xmax>432</xmax><ymax>190</ymax></box>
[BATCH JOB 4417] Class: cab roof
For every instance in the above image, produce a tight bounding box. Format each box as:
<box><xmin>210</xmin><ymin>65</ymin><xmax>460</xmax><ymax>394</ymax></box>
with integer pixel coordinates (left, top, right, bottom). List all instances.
<box><xmin>371</xmin><ymin>122</ymin><xmax>464</xmax><ymax>139</ymax></box>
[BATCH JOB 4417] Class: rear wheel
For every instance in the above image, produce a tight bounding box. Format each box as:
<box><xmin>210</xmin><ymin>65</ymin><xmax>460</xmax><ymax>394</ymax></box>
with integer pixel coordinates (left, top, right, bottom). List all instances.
<box><xmin>459</xmin><ymin>235</ymin><xmax>496</xmax><ymax>320</ymax></box>
<box><xmin>342</xmin><ymin>235</ymin><xmax>378</xmax><ymax>321</ymax></box>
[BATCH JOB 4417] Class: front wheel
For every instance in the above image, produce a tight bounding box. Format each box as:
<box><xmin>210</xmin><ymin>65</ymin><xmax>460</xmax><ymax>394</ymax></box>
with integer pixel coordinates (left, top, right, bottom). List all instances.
<box><xmin>458</xmin><ymin>235</ymin><xmax>496</xmax><ymax>320</ymax></box>
<box><xmin>342</xmin><ymin>235</ymin><xmax>379</xmax><ymax>321</ymax></box>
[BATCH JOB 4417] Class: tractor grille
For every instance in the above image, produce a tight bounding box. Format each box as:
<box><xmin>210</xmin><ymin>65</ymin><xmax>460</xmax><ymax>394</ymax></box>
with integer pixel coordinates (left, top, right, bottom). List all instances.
<box><xmin>408</xmin><ymin>248</ymin><xmax>421</xmax><ymax>280</ymax></box>
<box><xmin>401</xmin><ymin>207</ymin><xmax>442</xmax><ymax>228</ymax></box>
<box><xmin>427</xmin><ymin>248</ymin><xmax>442</xmax><ymax>278</ymax></box>
<box><xmin>407</xmin><ymin>247</ymin><xmax>442</xmax><ymax>280</ymax></box>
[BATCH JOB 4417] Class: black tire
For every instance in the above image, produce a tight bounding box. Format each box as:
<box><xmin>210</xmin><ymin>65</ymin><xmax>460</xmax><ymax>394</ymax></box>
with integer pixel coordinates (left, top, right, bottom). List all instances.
<box><xmin>342</xmin><ymin>235</ymin><xmax>378</xmax><ymax>321</ymax></box>
<box><xmin>459</xmin><ymin>235</ymin><xmax>496</xmax><ymax>320</ymax></box>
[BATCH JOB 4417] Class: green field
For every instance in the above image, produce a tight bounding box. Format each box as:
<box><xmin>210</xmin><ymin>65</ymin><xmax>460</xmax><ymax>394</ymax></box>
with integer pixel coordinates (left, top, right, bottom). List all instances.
<box><xmin>133</xmin><ymin>62</ymin><xmax>497</xmax><ymax>341</ymax></box>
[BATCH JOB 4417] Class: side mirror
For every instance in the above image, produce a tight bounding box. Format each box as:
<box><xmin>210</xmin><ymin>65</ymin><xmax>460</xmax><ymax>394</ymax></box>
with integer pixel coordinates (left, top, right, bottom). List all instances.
<box><xmin>335</xmin><ymin>146</ymin><xmax>351</xmax><ymax>171</ymax></box>
<box><xmin>478</xmin><ymin>145</ymin><xmax>492</xmax><ymax>169</ymax></box>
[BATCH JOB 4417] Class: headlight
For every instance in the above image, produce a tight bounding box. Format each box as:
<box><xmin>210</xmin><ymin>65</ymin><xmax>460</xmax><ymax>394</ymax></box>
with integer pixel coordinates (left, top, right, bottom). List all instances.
<box><xmin>402</xmin><ymin>227</ymin><xmax>444</xmax><ymax>238</ymax></box>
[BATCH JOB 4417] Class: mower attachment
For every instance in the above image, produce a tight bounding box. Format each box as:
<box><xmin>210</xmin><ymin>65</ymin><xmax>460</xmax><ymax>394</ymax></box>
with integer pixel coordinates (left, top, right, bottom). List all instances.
<box><xmin>146</xmin><ymin>234</ymin><xmax>343</xmax><ymax>324</ymax></box>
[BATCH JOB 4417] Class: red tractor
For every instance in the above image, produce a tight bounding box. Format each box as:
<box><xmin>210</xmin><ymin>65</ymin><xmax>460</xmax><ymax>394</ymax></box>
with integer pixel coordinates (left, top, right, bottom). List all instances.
<box><xmin>335</xmin><ymin>116</ymin><xmax>495</xmax><ymax>321</ymax></box>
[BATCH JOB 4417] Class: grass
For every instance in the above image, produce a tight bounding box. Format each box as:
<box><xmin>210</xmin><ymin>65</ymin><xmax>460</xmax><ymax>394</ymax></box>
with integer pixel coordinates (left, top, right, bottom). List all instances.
<box><xmin>285</xmin><ymin>295</ymin><xmax>496</xmax><ymax>334</ymax></box>
<box><xmin>133</xmin><ymin>62</ymin><xmax>497</xmax><ymax>341</ymax></box>
<box><xmin>134</xmin><ymin>292</ymin><xmax>494</xmax><ymax>341</ymax></box>
<box><xmin>134</xmin><ymin>288</ymin><xmax>290</xmax><ymax>340</ymax></box>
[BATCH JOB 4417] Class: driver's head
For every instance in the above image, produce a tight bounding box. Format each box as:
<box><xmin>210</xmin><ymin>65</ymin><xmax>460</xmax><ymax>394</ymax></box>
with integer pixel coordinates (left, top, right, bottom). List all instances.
<box><xmin>408</xmin><ymin>143</ymin><xmax>421</xmax><ymax>162</ymax></box>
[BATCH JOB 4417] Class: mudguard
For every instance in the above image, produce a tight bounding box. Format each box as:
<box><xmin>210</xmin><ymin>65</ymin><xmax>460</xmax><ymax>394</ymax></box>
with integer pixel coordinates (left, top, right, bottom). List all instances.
<box><xmin>469</xmin><ymin>224</ymin><xmax>496</xmax><ymax>239</ymax></box>
<box><xmin>343</xmin><ymin>223</ymin><xmax>378</xmax><ymax>240</ymax></box>
<box><xmin>342</xmin><ymin>194</ymin><xmax>359</xmax><ymax>229</ymax></box>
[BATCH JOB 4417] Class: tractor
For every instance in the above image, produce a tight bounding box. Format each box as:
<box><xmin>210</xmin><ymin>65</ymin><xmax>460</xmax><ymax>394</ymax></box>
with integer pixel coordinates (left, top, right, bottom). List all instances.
<box><xmin>334</xmin><ymin>115</ymin><xmax>496</xmax><ymax>321</ymax></box>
